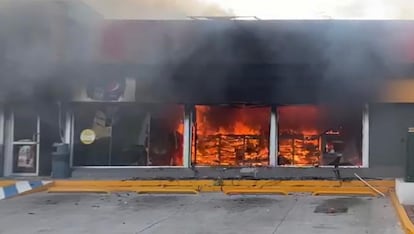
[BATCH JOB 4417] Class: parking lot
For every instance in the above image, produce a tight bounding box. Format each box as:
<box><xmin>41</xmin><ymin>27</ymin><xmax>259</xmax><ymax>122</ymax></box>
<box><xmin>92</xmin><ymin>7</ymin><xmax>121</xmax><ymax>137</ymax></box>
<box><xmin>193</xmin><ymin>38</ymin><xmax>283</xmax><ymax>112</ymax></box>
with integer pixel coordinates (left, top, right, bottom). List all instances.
<box><xmin>0</xmin><ymin>192</ymin><xmax>403</xmax><ymax>234</ymax></box>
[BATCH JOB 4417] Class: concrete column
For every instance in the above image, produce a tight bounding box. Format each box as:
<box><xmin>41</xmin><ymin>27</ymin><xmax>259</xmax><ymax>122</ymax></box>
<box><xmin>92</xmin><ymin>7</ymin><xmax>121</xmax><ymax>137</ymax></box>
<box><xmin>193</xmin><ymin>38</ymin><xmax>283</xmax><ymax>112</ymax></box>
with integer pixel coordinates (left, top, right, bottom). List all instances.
<box><xmin>269</xmin><ymin>106</ymin><xmax>277</xmax><ymax>167</ymax></box>
<box><xmin>183</xmin><ymin>105</ymin><xmax>193</xmax><ymax>168</ymax></box>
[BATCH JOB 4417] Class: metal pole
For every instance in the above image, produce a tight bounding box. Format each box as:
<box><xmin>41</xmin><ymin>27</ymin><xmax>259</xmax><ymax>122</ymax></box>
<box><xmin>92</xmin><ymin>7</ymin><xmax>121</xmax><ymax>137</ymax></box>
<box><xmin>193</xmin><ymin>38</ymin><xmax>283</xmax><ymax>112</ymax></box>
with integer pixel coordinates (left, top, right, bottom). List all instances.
<box><xmin>183</xmin><ymin>105</ymin><xmax>193</xmax><ymax>168</ymax></box>
<box><xmin>269</xmin><ymin>106</ymin><xmax>277</xmax><ymax>166</ymax></box>
<box><xmin>362</xmin><ymin>104</ymin><xmax>370</xmax><ymax>168</ymax></box>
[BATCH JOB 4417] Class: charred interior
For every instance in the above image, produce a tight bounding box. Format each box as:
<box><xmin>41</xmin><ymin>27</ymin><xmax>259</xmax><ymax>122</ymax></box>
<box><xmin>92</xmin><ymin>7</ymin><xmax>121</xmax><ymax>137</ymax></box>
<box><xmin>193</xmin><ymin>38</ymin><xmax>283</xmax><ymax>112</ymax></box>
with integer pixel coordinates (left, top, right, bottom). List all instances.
<box><xmin>73</xmin><ymin>104</ymin><xmax>184</xmax><ymax>167</ymax></box>
<box><xmin>277</xmin><ymin>105</ymin><xmax>363</xmax><ymax>167</ymax></box>
<box><xmin>2</xmin><ymin>1</ymin><xmax>414</xmax><ymax>179</ymax></box>
<box><xmin>71</xmin><ymin>102</ymin><xmax>364</xmax><ymax>168</ymax></box>
<box><xmin>192</xmin><ymin>105</ymin><xmax>270</xmax><ymax>166</ymax></box>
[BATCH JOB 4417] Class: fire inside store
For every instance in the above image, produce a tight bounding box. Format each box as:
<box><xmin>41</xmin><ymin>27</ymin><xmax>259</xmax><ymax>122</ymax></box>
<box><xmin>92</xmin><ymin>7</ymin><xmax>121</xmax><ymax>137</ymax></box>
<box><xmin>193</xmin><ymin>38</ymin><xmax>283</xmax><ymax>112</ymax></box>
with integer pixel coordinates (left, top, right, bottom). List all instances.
<box><xmin>3</xmin><ymin>3</ymin><xmax>414</xmax><ymax>179</ymax></box>
<box><xmin>192</xmin><ymin>105</ymin><xmax>362</xmax><ymax>167</ymax></box>
<box><xmin>72</xmin><ymin>102</ymin><xmax>363</xmax><ymax>168</ymax></box>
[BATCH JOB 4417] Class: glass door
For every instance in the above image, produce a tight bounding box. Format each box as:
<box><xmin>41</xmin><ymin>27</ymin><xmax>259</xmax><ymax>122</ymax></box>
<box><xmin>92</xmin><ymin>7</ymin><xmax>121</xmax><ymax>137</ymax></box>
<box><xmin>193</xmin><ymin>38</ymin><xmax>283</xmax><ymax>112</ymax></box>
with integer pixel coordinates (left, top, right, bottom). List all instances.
<box><xmin>11</xmin><ymin>108</ymin><xmax>40</xmax><ymax>174</ymax></box>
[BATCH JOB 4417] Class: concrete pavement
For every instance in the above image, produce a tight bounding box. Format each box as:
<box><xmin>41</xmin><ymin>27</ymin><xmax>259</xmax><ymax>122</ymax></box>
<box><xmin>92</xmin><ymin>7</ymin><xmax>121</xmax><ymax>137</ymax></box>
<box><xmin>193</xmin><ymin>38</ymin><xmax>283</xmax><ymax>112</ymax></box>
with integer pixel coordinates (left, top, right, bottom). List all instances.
<box><xmin>0</xmin><ymin>193</ymin><xmax>403</xmax><ymax>234</ymax></box>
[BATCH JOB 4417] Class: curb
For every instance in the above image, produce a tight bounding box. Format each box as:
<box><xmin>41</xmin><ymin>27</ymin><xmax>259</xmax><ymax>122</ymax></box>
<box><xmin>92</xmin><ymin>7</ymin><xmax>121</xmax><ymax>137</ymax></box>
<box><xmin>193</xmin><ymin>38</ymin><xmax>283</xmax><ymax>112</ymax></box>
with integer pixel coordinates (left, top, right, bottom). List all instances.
<box><xmin>0</xmin><ymin>181</ymin><xmax>53</xmax><ymax>200</ymax></box>
<box><xmin>390</xmin><ymin>191</ymin><xmax>414</xmax><ymax>234</ymax></box>
<box><xmin>0</xmin><ymin>180</ymin><xmax>15</xmax><ymax>187</ymax></box>
<box><xmin>47</xmin><ymin>179</ymin><xmax>394</xmax><ymax>195</ymax></box>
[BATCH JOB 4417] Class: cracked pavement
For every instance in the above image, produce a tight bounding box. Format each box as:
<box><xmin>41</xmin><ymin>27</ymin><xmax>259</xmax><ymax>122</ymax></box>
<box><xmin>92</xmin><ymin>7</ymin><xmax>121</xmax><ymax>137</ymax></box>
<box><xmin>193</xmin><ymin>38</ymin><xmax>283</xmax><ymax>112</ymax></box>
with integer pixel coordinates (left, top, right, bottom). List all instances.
<box><xmin>0</xmin><ymin>192</ymin><xmax>403</xmax><ymax>234</ymax></box>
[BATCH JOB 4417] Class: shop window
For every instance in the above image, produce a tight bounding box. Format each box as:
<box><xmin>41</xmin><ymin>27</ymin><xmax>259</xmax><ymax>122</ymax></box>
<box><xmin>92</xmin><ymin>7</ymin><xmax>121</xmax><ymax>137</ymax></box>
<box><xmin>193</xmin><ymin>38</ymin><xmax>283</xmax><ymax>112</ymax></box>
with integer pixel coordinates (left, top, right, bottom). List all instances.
<box><xmin>73</xmin><ymin>104</ymin><xmax>183</xmax><ymax>166</ymax></box>
<box><xmin>277</xmin><ymin>105</ymin><xmax>362</xmax><ymax>166</ymax></box>
<box><xmin>192</xmin><ymin>105</ymin><xmax>270</xmax><ymax>166</ymax></box>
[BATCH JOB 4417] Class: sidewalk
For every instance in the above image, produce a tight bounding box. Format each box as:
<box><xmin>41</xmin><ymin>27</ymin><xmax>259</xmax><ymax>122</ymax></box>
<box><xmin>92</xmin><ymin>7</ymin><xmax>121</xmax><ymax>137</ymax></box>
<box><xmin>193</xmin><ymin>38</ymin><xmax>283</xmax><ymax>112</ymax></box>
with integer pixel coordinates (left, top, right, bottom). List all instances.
<box><xmin>0</xmin><ymin>192</ymin><xmax>403</xmax><ymax>234</ymax></box>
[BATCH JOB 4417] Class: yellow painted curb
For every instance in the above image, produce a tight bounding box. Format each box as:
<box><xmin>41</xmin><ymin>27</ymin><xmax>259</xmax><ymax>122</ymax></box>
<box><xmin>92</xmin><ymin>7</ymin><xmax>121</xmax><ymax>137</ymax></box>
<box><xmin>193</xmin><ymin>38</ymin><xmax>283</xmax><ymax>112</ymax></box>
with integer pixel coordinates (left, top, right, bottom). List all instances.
<box><xmin>223</xmin><ymin>189</ymin><xmax>288</xmax><ymax>196</ymax></box>
<box><xmin>46</xmin><ymin>180</ymin><xmax>394</xmax><ymax>194</ymax></box>
<box><xmin>51</xmin><ymin>179</ymin><xmax>395</xmax><ymax>188</ymax></box>
<box><xmin>390</xmin><ymin>191</ymin><xmax>414</xmax><ymax>234</ymax></box>
<box><xmin>0</xmin><ymin>180</ymin><xmax>15</xmax><ymax>187</ymax></box>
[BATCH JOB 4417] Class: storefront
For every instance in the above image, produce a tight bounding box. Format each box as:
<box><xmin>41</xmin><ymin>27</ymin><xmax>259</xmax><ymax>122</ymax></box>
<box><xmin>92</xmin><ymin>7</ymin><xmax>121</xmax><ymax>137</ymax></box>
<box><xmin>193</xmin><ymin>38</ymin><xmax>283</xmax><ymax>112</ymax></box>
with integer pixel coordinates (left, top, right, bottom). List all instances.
<box><xmin>68</xmin><ymin>101</ymin><xmax>369</xmax><ymax>170</ymax></box>
<box><xmin>1</xmin><ymin>19</ymin><xmax>414</xmax><ymax>179</ymax></box>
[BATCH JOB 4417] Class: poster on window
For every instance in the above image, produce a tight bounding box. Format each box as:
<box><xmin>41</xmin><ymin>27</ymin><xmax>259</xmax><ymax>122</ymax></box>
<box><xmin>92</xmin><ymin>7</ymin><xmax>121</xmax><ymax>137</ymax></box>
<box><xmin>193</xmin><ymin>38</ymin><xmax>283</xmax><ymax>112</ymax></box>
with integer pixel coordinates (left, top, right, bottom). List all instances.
<box><xmin>72</xmin><ymin>77</ymin><xmax>136</xmax><ymax>102</ymax></box>
<box><xmin>16</xmin><ymin>145</ymin><xmax>36</xmax><ymax>169</ymax></box>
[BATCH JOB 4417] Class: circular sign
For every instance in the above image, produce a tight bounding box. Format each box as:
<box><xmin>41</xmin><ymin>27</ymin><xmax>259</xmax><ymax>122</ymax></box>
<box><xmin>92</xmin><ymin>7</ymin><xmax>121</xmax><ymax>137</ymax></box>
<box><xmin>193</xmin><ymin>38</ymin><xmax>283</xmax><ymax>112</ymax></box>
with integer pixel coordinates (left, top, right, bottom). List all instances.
<box><xmin>80</xmin><ymin>129</ymin><xmax>96</xmax><ymax>145</ymax></box>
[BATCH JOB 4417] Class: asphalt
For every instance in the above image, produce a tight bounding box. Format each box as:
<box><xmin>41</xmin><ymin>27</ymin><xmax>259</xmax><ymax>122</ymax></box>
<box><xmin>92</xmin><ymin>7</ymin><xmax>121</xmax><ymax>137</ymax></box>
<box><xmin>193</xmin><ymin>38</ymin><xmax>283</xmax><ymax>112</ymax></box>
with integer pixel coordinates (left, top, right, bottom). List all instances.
<box><xmin>0</xmin><ymin>192</ymin><xmax>403</xmax><ymax>234</ymax></box>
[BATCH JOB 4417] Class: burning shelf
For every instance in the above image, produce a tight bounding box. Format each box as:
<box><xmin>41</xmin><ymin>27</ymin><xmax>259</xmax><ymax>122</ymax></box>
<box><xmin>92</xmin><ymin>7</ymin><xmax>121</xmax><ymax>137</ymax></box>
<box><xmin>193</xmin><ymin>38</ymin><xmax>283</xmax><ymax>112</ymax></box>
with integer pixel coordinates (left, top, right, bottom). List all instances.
<box><xmin>193</xmin><ymin>105</ymin><xmax>271</xmax><ymax>166</ymax></box>
<box><xmin>278</xmin><ymin>131</ymin><xmax>321</xmax><ymax>166</ymax></box>
<box><xmin>195</xmin><ymin>134</ymin><xmax>269</xmax><ymax>166</ymax></box>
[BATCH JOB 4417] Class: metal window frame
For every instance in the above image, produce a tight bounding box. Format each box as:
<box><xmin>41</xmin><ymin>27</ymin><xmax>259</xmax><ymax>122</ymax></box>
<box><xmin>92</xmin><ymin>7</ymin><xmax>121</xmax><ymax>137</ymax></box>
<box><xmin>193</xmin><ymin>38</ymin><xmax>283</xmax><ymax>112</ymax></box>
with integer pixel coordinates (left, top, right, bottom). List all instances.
<box><xmin>362</xmin><ymin>104</ymin><xmax>370</xmax><ymax>168</ymax></box>
<box><xmin>5</xmin><ymin>110</ymin><xmax>40</xmax><ymax>176</ymax></box>
<box><xmin>274</xmin><ymin>104</ymin><xmax>370</xmax><ymax>168</ymax></box>
<box><xmin>69</xmin><ymin>104</ymin><xmax>188</xmax><ymax>169</ymax></box>
<box><xmin>269</xmin><ymin>106</ymin><xmax>277</xmax><ymax>166</ymax></box>
<box><xmin>68</xmin><ymin>103</ymin><xmax>370</xmax><ymax>169</ymax></box>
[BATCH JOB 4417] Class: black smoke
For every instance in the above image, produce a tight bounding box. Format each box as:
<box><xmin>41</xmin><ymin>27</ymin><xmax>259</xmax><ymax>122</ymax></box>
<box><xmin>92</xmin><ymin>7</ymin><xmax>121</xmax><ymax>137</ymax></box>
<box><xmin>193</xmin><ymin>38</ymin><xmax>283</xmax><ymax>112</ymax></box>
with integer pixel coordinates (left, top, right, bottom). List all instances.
<box><xmin>1</xmin><ymin>1</ymin><xmax>414</xmax><ymax>106</ymax></box>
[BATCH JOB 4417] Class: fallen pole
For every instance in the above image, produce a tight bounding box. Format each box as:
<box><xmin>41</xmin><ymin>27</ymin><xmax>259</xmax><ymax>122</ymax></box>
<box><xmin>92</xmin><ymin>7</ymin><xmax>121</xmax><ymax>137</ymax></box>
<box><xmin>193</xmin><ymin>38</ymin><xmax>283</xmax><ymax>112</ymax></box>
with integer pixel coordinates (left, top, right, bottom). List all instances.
<box><xmin>354</xmin><ymin>173</ymin><xmax>385</xmax><ymax>197</ymax></box>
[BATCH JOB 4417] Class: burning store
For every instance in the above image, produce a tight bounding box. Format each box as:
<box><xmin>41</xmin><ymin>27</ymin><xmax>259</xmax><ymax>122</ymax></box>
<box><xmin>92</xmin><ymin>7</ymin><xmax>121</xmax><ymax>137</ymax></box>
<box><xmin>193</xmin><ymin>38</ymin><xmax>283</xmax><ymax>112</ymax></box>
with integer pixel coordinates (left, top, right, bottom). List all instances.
<box><xmin>40</xmin><ymin>20</ymin><xmax>414</xmax><ymax>179</ymax></box>
<box><xmin>277</xmin><ymin>105</ymin><xmax>363</xmax><ymax>167</ymax></box>
<box><xmin>2</xmin><ymin>7</ymin><xmax>414</xmax><ymax>179</ymax></box>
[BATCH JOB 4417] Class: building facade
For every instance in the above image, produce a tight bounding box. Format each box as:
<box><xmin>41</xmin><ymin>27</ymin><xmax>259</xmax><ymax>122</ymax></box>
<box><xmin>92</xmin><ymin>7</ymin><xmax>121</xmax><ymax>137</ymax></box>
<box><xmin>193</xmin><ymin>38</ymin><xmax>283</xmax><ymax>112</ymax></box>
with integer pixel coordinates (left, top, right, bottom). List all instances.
<box><xmin>1</xmin><ymin>5</ymin><xmax>414</xmax><ymax>179</ymax></box>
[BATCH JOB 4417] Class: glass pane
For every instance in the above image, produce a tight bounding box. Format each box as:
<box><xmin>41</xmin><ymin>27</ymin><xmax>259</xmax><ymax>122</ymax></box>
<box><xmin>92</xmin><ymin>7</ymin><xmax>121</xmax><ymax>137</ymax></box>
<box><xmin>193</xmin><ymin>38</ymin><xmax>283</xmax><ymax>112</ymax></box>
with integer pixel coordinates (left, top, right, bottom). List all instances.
<box><xmin>72</xmin><ymin>103</ymin><xmax>185</xmax><ymax>167</ymax></box>
<box><xmin>13</xmin><ymin>144</ymin><xmax>37</xmax><ymax>173</ymax></box>
<box><xmin>73</xmin><ymin>104</ymin><xmax>111</xmax><ymax>166</ymax></box>
<box><xmin>147</xmin><ymin>105</ymin><xmax>184</xmax><ymax>166</ymax></box>
<box><xmin>109</xmin><ymin>104</ymin><xmax>184</xmax><ymax>166</ymax></box>
<box><xmin>13</xmin><ymin>107</ymin><xmax>38</xmax><ymax>142</ymax></box>
<box><xmin>109</xmin><ymin>105</ymin><xmax>150</xmax><ymax>166</ymax></box>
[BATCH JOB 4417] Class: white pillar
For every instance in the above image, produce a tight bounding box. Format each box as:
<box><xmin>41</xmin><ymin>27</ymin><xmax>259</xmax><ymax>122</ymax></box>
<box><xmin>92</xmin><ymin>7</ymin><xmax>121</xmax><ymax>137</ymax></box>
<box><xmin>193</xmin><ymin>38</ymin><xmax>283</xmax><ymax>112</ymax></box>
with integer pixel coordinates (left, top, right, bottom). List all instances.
<box><xmin>183</xmin><ymin>105</ymin><xmax>193</xmax><ymax>168</ymax></box>
<box><xmin>362</xmin><ymin>104</ymin><xmax>369</xmax><ymax>167</ymax></box>
<box><xmin>65</xmin><ymin>108</ymin><xmax>75</xmax><ymax>167</ymax></box>
<box><xmin>269</xmin><ymin>106</ymin><xmax>277</xmax><ymax>167</ymax></box>
<box><xmin>64</xmin><ymin>110</ymin><xmax>72</xmax><ymax>144</ymax></box>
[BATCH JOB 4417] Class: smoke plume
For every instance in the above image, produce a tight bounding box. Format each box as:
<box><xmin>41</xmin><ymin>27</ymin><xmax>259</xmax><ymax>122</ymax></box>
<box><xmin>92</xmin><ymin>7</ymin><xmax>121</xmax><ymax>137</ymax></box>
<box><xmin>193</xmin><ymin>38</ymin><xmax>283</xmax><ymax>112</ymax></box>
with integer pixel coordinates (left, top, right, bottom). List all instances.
<box><xmin>0</xmin><ymin>0</ymin><xmax>413</xmax><ymax>106</ymax></box>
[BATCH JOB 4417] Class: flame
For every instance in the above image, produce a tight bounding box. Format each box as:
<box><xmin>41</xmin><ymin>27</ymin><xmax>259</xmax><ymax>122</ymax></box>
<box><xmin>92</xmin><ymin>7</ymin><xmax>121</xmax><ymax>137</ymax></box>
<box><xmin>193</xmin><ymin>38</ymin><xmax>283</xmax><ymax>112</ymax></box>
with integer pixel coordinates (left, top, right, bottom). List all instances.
<box><xmin>278</xmin><ymin>130</ymin><xmax>322</xmax><ymax>166</ymax></box>
<box><xmin>176</xmin><ymin>104</ymin><xmax>362</xmax><ymax>167</ymax></box>
<box><xmin>193</xmin><ymin>105</ymin><xmax>270</xmax><ymax>166</ymax></box>
<box><xmin>277</xmin><ymin>105</ymin><xmax>362</xmax><ymax>166</ymax></box>
<box><xmin>278</xmin><ymin>105</ymin><xmax>326</xmax><ymax>166</ymax></box>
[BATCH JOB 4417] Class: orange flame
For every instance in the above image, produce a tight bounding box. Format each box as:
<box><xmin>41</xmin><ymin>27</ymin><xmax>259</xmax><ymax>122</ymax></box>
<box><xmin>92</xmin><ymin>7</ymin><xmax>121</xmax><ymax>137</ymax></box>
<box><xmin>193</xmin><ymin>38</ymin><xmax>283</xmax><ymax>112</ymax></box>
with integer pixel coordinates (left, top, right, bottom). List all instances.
<box><xmin>278</xmin><ymin>105</ymin><xmax>325</xmax><ymax>166</ymax></box>
<box><xmin>193</xmin><ymin>105</ymin><xmax>270</xmax><ymax>166</ymax></box>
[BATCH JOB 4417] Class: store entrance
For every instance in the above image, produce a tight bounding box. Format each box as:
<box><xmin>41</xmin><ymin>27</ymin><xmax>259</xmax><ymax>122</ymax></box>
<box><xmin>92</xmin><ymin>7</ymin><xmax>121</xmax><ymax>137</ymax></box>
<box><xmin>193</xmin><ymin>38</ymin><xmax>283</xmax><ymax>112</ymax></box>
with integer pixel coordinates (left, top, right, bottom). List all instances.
<box><xmin>4</xmin><ymin>107</ymin><xmax>40</xmax><ymax>176</ymax></box>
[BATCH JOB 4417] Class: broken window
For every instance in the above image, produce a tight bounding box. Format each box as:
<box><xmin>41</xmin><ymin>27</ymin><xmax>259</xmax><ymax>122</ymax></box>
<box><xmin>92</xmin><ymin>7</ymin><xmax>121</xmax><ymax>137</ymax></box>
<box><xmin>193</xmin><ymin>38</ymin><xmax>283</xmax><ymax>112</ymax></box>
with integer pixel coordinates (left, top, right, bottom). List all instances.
<box><xmin>192</xmin><ymin>105</ymin><xmax>270</xmax><ymax>166</ymax></box>
<box><xmin>277</xmin><ymin>105</ymin><xmax>362</xmax><ymax>167</ymax></box>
